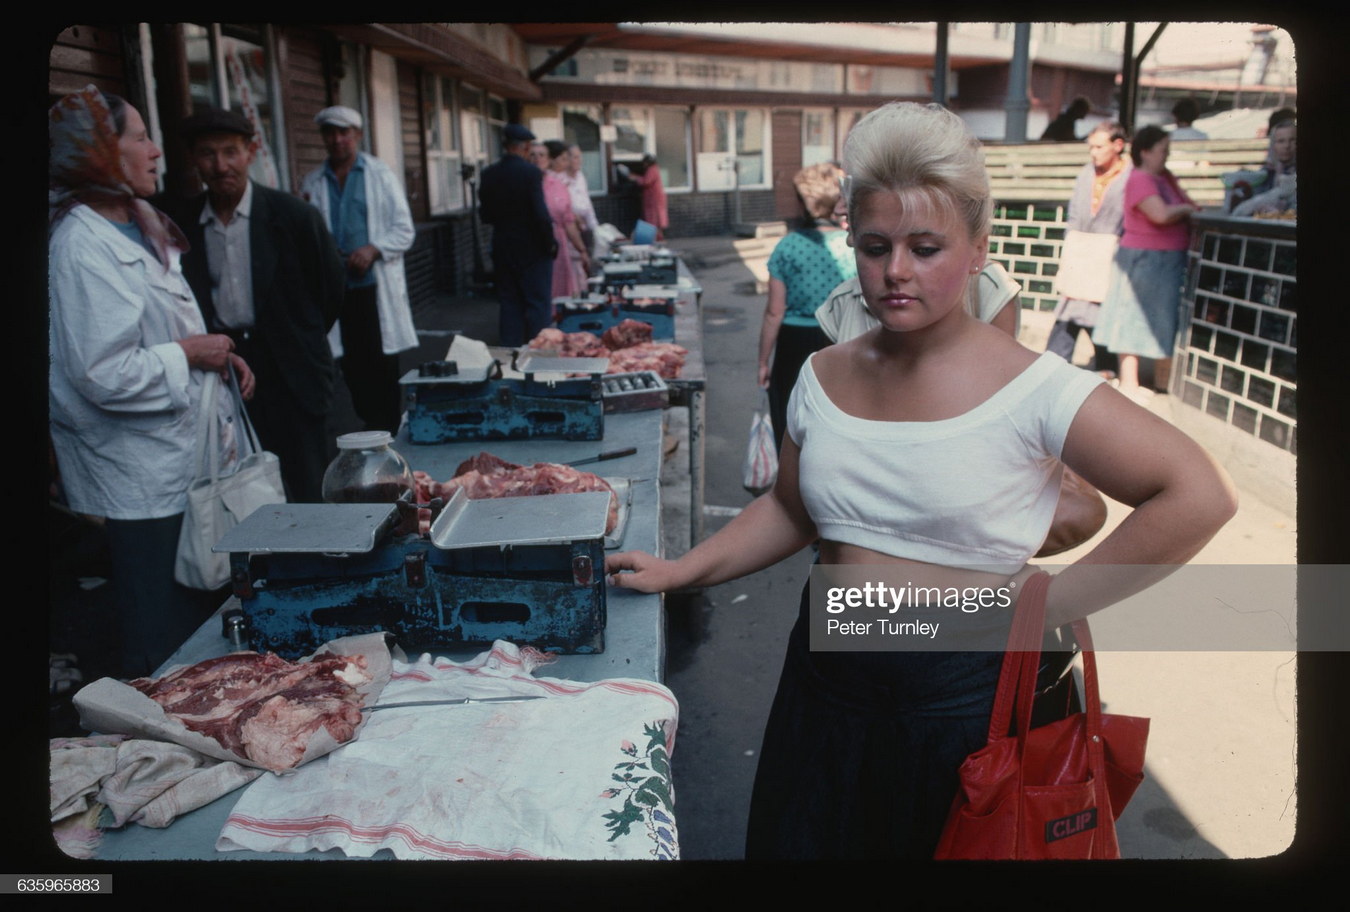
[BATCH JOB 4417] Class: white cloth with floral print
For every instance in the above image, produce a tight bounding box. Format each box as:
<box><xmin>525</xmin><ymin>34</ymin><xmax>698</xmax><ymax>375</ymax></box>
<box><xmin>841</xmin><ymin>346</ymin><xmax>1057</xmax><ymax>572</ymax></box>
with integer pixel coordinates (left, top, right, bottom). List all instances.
<box><xmin>216</xmin><ymin>641</ymin><xmax>680</xmax><ymax>860</ymax></box>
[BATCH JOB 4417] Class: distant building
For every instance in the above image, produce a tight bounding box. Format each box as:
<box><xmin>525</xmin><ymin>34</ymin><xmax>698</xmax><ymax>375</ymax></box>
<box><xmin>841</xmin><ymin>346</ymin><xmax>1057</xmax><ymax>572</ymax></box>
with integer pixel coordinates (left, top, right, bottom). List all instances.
<box><xmin>47</xmin><ymin>21</ymin><xmax>1294</xmax><ymax>299</ymax></box>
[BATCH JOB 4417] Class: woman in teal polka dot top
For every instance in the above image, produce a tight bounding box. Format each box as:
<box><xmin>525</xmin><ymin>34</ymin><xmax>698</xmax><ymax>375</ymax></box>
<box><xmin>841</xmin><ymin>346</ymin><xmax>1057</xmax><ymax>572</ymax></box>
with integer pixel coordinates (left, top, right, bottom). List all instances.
<box><xmin>757</xmin><ymin>161</ymin><xmax>857</xmax><ymax>451</ymax></box>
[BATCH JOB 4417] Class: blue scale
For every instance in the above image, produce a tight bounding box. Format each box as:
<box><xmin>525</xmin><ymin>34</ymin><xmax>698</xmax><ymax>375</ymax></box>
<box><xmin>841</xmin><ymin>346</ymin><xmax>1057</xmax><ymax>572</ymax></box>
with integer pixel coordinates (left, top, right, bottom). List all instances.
<box><xmin>553</xmin><ymin>291</ymin><xmax>676</xmax><ymax>341</ymax></box>
<box><xmin>400</xmin><ymin>354</ymin><xmax>606</xmax><ymax>444</ymax></box>
<box><xmin>213</xmin><ymin>490</ymin><xmax>611</xmax><ymax>660</ymax></box>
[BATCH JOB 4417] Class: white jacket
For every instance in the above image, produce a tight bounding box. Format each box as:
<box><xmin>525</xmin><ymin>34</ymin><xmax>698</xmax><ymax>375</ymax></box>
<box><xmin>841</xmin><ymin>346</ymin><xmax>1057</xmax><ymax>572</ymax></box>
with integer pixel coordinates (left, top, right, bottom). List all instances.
<box><xmin>49</xmin><ymin>205</ymin><xmax>214</xmax><ymax>519</ymax></box>
<box><xmin>815</xmin><ymin>262</ymin><xmax>1023</xmax><ymax>343</ymax></box>
<box><xmin>301</xmin><ymin>152</ymin><xmax>418</xmax><ymax>356</ymax></box>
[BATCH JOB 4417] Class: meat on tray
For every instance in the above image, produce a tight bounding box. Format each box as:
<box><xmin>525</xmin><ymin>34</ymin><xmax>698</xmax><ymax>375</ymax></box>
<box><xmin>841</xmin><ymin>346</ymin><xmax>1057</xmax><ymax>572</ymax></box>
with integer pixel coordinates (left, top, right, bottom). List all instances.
<box><xmin>130</xmin><ymin>651</ymin><xmax>371</xmax><ymax>771</ymax></box>
<box><xmin>526</xmin><ymin>319</ymin><xmax>687</xmax><ymax>378</ymax></box>
<box><xmin>601</xmin><ymin>319</ymin><xmax>652</xmax><ymax>350</ymax></box>
<box><xmin>606</xmin><ymin>342</ymin><xmax>688</xmax><ymax>378</ymax></box>
<box><xmin>414</xmin><ymin>451</ymin><xmax>619</xmax><ymax>535</ymax></box>
<box><xmin>526</xmin><ymin>327</ymin><xmax>608</xmax><ymax>358</ymax></box>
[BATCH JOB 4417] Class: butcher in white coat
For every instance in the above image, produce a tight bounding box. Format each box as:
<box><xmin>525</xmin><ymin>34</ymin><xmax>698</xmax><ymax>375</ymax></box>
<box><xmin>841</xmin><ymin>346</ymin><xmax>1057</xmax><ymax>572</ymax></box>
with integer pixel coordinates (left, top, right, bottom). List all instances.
<box><xmin>301</xmin><ymin>105</ymin><xmax>417</xmax><ymax>433</ymax></box>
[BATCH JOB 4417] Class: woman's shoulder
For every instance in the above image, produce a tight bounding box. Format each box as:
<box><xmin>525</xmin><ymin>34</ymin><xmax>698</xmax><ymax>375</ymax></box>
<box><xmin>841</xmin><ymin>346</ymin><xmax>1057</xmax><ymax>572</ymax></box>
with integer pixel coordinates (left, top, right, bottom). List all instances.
<box><xmin>51</xmin><ymin>205</ymin><xmax>134</xmax><ymax>262</ymax></box>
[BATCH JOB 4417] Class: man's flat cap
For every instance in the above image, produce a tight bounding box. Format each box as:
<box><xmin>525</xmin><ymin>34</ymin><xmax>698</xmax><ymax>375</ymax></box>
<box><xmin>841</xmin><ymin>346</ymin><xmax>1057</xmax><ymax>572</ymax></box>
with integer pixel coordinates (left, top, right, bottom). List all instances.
<box><xmin>315</xmin><ymin>105</ymin><xmax>363</xmax><ymax>130</ymax></box>
<box><xmin>180</xmin><ymin>106</ymin><xmax>255</xmax><ymax>140</ymax></box>
<box><xmin>503</xmin><ymin>123</ymin><xmax>536</xmax><ymax>143</ymax></box>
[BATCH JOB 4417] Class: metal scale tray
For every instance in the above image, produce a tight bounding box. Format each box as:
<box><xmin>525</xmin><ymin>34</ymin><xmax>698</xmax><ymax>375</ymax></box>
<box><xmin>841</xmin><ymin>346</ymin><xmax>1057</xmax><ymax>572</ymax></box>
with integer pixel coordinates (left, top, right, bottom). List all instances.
<box><xmin>553</xmin><ymin>295</ymin><xmax>675</xmax><ymax>340</ymax></box>
<box><xmin>214</xmin><ymin>491</ymin><xmax>611</xmax><ymax>659</ymax></box>
<box><xmin>401</xmin><ymin>356</ymin><xmax>605</xmax><ymax>444</ymax></box>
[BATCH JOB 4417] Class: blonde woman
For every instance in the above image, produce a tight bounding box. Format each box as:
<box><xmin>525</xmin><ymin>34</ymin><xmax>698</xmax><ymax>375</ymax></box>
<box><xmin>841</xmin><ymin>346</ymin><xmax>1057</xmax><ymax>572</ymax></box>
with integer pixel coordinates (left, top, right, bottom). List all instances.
<box><xmin>607</xmin><ymin>103</ymin><xmax>1235</xmax><ymax>858</ymax></box>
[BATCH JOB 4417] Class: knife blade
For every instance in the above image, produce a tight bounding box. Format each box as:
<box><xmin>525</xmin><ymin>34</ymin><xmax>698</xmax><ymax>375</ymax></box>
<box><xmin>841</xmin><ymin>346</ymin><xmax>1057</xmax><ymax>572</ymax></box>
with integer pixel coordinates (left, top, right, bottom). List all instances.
<box><xmin>363</xmin><ymin>695</ymin><xmax>547</xmax><ymax>712</ymax></box>
<box><xmin>566</xmin><ymin>447</ymin><xmax>637</xmax><ymax>467</ymax></box>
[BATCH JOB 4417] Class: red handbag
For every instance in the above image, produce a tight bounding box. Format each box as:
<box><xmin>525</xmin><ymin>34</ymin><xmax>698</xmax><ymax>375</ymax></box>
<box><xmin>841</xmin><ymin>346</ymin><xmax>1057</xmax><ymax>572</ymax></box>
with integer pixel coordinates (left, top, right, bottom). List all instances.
<box><xmin>934</xmin><ymin>572</ymin><xmax>1150</xmax><ymax>860</ymax></box>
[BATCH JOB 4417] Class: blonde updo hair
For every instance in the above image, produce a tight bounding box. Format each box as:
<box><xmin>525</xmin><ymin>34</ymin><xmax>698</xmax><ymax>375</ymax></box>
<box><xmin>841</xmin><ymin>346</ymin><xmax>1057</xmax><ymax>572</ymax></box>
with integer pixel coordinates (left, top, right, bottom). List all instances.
<box><xmin>842</xmin><ymin>102</ymin><xmax>992</xmax><ymax>243</ymax></box>
<box><xmin>792</xmin><ymin>161</ymin><xmax>846</xmax><ymax>223</ymax></box>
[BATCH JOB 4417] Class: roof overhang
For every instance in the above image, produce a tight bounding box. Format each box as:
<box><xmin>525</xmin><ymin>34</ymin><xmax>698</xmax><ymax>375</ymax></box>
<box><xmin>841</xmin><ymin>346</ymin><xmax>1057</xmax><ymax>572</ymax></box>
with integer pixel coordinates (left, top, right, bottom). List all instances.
<box><xmin>327</xmin><ymin>23</ymin><xmax>541</xmax><ymax>99</ymax></box>
<box><xmin>510</xmin><ymin>22</ymin><xmax>1021</xmax><ymax>70</ymax></box>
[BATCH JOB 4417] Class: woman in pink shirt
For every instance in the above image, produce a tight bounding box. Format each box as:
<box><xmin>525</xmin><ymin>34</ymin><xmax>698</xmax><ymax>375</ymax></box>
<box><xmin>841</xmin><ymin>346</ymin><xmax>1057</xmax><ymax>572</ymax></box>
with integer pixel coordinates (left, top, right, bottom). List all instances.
<box><xmin>539</xmin><ymin>141</ymin><xmax>590</xmax><ymax>300</ymax></box>
<box><xmin>1092</xmin><ymin>125</ymin><xmax>1200</xmax><ymax>403</ymax></box>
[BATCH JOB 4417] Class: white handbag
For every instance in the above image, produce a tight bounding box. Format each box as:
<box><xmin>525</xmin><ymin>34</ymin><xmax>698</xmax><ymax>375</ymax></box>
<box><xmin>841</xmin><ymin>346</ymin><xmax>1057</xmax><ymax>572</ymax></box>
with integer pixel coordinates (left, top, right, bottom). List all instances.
<box><xmin>1055</xmin><ymin>229</ymin><xmax>1119</xmax><ymax>303</ymax></box>
<box><xmin>174</xmin><ymin>366</ymin><xmax>286</xmax><ymax>590</ymax></box>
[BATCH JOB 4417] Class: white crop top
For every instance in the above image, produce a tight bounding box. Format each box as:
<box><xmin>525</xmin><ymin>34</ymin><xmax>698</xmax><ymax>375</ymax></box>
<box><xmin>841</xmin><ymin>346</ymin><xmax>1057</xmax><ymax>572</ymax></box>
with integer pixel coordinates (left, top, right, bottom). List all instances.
<box><xmin>787</xmin><ymin>351</ymin><xmax>1105</xmax><ymax>573</ymax></box>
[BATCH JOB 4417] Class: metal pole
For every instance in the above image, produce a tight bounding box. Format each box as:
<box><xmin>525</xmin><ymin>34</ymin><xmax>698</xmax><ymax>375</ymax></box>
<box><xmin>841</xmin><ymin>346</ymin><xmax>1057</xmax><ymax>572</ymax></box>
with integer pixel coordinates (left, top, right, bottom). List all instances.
<box><xmin>933</xmin><ymin>22</ymin><xmax>949</xmax><ymax>107</ymax></box>
<box><xmin>1005</xmin><ymin>23</ymin><xmax>1031</xmax><ymax>142</ymax></box>
<box><xmin>1120</xmin><ymin>22</ymin><xmax>1135</xmax><ymax>133</ymax></box>
<box><xmin>732</xmin><ymin>158</ymin><xmax>742</xmax><ymax>226</ymax></box>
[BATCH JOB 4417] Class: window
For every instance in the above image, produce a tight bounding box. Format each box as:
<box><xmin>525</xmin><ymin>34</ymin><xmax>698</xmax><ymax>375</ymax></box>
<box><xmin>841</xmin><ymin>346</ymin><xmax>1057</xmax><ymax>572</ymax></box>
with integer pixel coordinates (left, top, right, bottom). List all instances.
<box><xmin>183</xmin><ymin>23</ymin><xmax>282</xmax><ymax>188</ymax></box>
<box><xmin>609</xmin><ymin>106</ymin><xmax>691</xmax><ymax>192</ymax></box>
<box><xmin>696</xmin><ymin>107</ymin><xmax>770</xmax><ymax>190</ymax></box>
<box><xmin>802</xmin><ymin>109</ymin><xmax>836</xmax><ymax>167</ymax></box>
<box><xmin>422</xmin><ymin>73</ymin><xmax>463</xmax><ymax>214</ymax></box>
<box><xmin>837</xmin><ymin>107</ymin><xmax>873</xmax><ymax>159</ymax></box>
<box><xmin>653</xmin><ymin>108</ymin><xmax>691</xmax><ymax>191</ymax></box>
<box><xmin>563</xmin><ymin>104</ymin><xmax>605</xmax><ymax>192</ymax></box>
<box><xmin>459</xmin><ymin>85</ymin><xmax>489</xmax><ymax>176</ymax></box>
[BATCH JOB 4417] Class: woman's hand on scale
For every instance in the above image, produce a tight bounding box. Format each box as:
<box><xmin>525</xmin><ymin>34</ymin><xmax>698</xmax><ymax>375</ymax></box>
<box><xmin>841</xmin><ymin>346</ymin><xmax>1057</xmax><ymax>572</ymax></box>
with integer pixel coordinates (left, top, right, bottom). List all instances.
<box><xmin>606</xmin><ymin>551</ymin><xmax>681</xmax><ymax>594</ymax></box>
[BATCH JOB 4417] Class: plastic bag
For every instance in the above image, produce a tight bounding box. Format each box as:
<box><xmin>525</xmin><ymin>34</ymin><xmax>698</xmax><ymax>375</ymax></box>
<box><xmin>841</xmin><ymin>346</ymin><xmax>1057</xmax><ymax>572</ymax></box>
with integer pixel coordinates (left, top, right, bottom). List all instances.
<box><xmin>742</xmin><ymin>391</ymin><xmax>778</xmax><ymax>495</ymax></box>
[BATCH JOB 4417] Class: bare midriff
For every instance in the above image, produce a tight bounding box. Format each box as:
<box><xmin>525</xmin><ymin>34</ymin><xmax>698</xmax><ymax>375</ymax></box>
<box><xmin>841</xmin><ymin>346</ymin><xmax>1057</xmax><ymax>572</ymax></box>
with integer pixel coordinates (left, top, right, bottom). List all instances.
<box><xmin>819</xmin><ymin>540</ymin><xmax>1018</xmax><ymax>590</ymax></box>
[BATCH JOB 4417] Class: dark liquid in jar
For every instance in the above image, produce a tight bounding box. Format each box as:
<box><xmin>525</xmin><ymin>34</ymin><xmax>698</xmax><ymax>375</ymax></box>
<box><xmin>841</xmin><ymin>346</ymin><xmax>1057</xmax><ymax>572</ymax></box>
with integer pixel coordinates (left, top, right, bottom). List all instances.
<box><xmin>326</xmin><ymin>482</ymin><xmax>414</xmax><ymax>504</ymax></box>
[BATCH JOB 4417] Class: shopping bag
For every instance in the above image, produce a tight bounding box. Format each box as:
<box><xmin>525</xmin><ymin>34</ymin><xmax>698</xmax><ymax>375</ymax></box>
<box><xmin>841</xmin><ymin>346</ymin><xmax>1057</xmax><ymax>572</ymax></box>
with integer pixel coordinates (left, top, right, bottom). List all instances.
<box><xmin>174</xmin><ymin>367</ymin><xmax>286</xmax><ymax>590</ymax></box>
<box><xmin>742</xmin><ymin>390</ymin><xmax>778</xmax><ymax>495</ymax></box>
<box><xmin>1055</xmin><ymin>229</ymin><xmax>1119</xmax><ymax>302</ymax></box>
<box><xmin>934</xmin><ymin>572</ymin><xmax>1150</xmax><ymax>860</ymax></box>
<box><xmin>1035</xmin><ymin>466</ymin><xmax>1108</xmax><ymax>557</ymax></box>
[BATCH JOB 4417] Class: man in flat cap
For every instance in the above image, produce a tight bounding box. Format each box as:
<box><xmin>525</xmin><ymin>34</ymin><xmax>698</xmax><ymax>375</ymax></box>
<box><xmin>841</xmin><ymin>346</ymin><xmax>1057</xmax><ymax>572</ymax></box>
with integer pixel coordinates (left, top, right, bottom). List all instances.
<box><xmin>166</xmin><ymin>105</ymin><xmax>345</xmax><ymax>502</ymax></box>
<box><xmin>478</xmin><ymin>123</ymin><xmax>557</xmax><ymax>346</ymax></box>
<box><xmin>300</xmin><ymin>105</ymin><xmax>417</xmax><ymax>433</ymax></box>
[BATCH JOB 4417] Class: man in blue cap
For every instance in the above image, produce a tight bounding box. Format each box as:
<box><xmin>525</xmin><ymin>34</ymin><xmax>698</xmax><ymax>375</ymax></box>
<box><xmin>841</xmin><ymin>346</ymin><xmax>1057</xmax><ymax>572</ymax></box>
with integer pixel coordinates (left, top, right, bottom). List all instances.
<box><xmin>478</xmin><ymin>123</ymin><xmax>557</xmax><ymax>346</ymax></box>
<box><xmin>300</xmin><ymin>105</ymin><xmax>417</xmax><ymax>434</ymax></box>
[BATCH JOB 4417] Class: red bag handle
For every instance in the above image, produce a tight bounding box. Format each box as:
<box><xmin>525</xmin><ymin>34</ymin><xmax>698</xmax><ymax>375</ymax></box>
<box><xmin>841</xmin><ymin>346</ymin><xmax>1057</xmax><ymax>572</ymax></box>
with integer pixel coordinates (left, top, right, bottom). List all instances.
<box><xmin>989</xmin><ymin>573</ymin><xmax>1106</xmax><ymax>749</ymax></box>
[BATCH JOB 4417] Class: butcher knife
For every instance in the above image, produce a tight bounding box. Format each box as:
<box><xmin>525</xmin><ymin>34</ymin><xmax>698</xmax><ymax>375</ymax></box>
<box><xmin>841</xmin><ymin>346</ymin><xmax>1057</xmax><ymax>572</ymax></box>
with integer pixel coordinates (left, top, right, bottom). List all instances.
<box><xmin>364</xmin><ymin>695</ymin><xmax>547</xmax><ymax>712</ymax></box>
<box><xmin>565</xmin><ymin>447</ymin><xmax>637</xmax><ymax>467</ymax></box>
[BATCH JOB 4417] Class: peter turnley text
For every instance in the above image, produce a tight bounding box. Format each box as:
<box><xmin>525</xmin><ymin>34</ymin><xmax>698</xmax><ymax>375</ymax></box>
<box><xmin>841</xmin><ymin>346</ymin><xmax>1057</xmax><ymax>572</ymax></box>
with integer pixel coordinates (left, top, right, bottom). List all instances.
<box><xmin>826</xmin><ymin>618</ymin><xmax>942</xmax><ymax>638</ymax></box>
<box><xmin>825</xmin><ymin>582</ymin><xmax>1014</xmax><ymax>615</ymax></box>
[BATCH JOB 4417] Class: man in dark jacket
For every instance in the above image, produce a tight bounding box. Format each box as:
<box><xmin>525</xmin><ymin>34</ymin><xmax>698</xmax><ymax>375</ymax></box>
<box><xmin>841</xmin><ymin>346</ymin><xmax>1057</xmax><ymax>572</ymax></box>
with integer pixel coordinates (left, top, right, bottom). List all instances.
<box><xmin>1041</xmin><ymin>96</ymin><xmax>1092</xmax><ymax>142</ymax></box>
<box><xmin>478</xmin><ymin>123</ymin><xmax>556</xmax><ymax>346</ymax></box>
<box><xmin>167</xmin><ymin>106</ymin><xmax>345</xmax><ymax>502</ymax></box>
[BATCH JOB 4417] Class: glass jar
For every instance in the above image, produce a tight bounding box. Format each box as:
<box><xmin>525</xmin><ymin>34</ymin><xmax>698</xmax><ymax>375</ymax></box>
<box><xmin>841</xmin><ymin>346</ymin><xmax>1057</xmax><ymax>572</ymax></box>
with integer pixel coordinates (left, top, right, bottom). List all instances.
<box><xmin>321</xmin><ymin>431</ymin><xmax>415</xmax><ymax>504</ymax></box>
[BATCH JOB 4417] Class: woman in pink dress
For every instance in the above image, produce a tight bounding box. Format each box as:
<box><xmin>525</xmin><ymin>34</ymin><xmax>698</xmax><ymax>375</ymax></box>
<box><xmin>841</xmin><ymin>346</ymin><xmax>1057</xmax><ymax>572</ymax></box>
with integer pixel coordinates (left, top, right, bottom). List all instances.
<box><xmin>538</xmin><ymin>140</ymin><xmax>590</xmax><ymax>299</ymax></box>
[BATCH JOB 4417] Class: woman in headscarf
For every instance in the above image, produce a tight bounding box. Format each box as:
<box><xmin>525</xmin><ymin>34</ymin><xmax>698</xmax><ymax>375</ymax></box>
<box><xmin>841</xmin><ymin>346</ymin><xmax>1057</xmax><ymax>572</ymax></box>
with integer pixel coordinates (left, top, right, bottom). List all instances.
<box><xmin>49</xmin><ymin>86</ymin><xmax>254</xmax><ymax>676</ymax></box>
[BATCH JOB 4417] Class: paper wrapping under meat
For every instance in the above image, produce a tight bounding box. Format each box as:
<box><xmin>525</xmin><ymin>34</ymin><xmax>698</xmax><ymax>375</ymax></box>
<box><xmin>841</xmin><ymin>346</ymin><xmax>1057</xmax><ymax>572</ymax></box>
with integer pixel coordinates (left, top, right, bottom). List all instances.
<box><xmin>216</xmin><ymin>641</ymin><xmax>680</xmax><ymax>860</ymax></box>
<box><xmin>72</xmin><ymin>633</ymin><xmax>392</xmax><ymax>774</ymax></box>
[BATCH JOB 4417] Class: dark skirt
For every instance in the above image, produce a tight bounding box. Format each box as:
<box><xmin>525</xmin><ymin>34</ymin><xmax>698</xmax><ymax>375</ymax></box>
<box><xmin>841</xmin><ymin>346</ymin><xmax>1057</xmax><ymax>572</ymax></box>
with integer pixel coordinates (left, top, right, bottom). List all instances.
<box><xmin>767</xmin><ymin>323</ymin><xmax>831</xmax><ymax>453</ymax></box>
<box><xmin>745</xmin><ymin>582</ymin><xmax>1077</xmax><ymax>860</ymax></box>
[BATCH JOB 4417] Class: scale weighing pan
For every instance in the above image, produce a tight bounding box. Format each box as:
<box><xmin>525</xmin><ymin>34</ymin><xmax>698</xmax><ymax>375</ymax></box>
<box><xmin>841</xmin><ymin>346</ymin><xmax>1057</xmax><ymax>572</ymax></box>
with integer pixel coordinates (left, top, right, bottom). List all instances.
<box><xmin>515</xmin><ymin>352</ymin><xmax>609</xmax><ymax>375</ymax></box>
<box><xmin>213</xmin><ymin>503</ymin><xmax>400</xmax><ymax>555</ymax></box>
<box><xmin>430</xmin><ymin>488</ymin><xmax>611</xmax><ymax>550</ymax></box>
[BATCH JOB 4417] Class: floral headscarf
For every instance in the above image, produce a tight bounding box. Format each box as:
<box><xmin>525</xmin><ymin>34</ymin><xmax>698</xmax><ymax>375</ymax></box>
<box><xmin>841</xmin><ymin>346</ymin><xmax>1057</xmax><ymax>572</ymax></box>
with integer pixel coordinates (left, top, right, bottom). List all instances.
<box><xmin>49</xmin><ymin>85</ymin><xmax>187</xmax><ymax>271</ymax></box>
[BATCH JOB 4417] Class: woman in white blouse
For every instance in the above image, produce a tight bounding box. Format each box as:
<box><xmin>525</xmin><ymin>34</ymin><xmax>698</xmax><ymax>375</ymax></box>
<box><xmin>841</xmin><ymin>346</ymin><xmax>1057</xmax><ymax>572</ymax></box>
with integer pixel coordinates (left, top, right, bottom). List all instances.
<box><xmin>606</xmin><ymin>102</ymin><xmax>1236</xmax><ymax>859</ymax></box>
<box><xmin>49</xmin><ymin>86</ymin><xmax>254</xmax><ymax>676</ymax></box>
